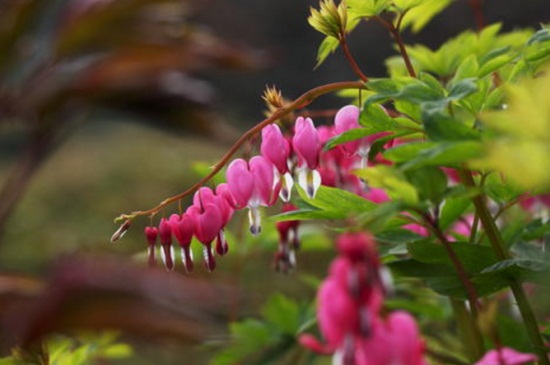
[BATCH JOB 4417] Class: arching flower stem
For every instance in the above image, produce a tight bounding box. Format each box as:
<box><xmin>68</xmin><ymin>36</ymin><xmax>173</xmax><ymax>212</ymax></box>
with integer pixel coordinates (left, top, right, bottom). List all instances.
<box><xmin>113</xmin><ymin>81</ymin><xmax>365</xmax><ymax>226</ymax></box>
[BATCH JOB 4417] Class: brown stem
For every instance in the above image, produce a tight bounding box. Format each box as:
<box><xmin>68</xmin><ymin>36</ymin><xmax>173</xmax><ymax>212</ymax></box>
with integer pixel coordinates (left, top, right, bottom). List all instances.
<box><xmin>114</xmin><ymin>81</ymin><xmax>366</xmax><ymax>224</ymax></box>
<box><xmin>339</xmin><ymin>35</ymin><xmax>369</xmax><ymax>82</ymax></box>
<box><xmin>468</xmin><ymin>0</ymin><xmax>485</xmax><ymax>31</ymax></box>
<box><xmin>421</xmin><ymin>211</ymin><xmax>480</xmax><ymax>314</ymax></box>
<box><xmin>375</xmin><ymin>15</ymin><xmax>417</xmax><ymax>78</ymax></box>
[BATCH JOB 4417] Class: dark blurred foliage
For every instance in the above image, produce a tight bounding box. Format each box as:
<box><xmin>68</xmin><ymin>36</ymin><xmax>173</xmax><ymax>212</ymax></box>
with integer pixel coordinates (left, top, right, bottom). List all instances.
<box><xmin>0</xmin><ymin>0</ymin><xmax>266</xmax><ymax>362</ymax></box>
<box><xmin>200</xmin><ymin>0</ymin><xmax>550</xmax><ymax>123</ymax></box>
<box><xmin>0</xmin><ymin>255</ymin><xmax>232</xmax><ymax>352</ymax></box>
<box><xmin>0</xmin><ymin>0</ymin><xmax>267</xmax><ymax>237</ymax></box>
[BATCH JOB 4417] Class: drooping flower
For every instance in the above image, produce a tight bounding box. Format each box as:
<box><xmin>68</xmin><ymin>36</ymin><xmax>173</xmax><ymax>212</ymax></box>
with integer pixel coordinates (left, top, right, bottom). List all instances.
<box><xmin>158</xmin><ymin>217</ymin><xmax>175</xmax><ymax>271</ymax></box>
<box><xmin>334</xmin><ymin>105</ymin><xmax>364</xmax><ymax>157</ymax></box>
<box><xmin>187</xmin><ymin>187</ymin><xmax>226</xmax><ymax>271</ymax></box>
<box><xmin>226</xmin><ymin>156</ymin><xmax>275</xmax><ymax>235</ymax></box>
<box><xmin>274</xmin><ymin>203</ymin><xmax>300</xmax><ymax>272</ymax></box>
<box><xmin>474</xmin><ymin>347</ymin><xmax>538</xmax><ymax>365</ymax></box>
<box><xmin>171</xmin><ymin>213</ymin><xmax>195</xmax><ymax>273</ymax></box>
<box><xmin>293</xmin><ymin>117</ymin><xmax>322</xmax><ymax>199</ymax></box>
<box><xmin>261</xmin><ymin>124</ymin><xmax>294</xmax><ymax>202</ymax></box>
<box><xmin>144</xmin><ymin>226</ymin><xmax>158</xmax><ymax>268</ymax></box>
<box><xmin>299</xmin><ymin>231</ymin><xmax>427</xmax><ymax>365</ymax></box>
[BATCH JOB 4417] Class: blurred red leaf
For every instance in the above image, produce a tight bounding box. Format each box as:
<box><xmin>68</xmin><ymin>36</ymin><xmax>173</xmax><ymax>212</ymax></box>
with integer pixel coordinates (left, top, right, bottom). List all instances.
<box><xmin>0</xmin><ymin>255</ymin><xmax>235</xmax><ymax>350</ymax></box>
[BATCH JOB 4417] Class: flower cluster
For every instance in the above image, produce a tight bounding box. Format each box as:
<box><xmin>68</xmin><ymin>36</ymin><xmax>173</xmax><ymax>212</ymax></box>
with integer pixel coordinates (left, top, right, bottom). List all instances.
<box><xmin>142</xmin><ymin>115</ymin><xmax>325</xmax><ymax>272</ymax></box>
<box><xmin>142</xmin><ymin>103</ymin><xmax>481</xmax><ymax>275</ymax></box>
<box><xmin>144</xmin><ymin>184</ymin><xmax>234</xmax><ymax>272</ymax></box>
<box><xmin>299</xmin><ymin>232</ymin><xmax>427</xmax><ymax>365</ymax></box>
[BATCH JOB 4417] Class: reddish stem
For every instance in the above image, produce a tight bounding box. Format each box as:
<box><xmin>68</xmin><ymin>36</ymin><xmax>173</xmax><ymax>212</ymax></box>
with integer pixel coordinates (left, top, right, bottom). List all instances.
<box><xmin>376</xmin><ymin>15</ymin><xmax>417</xmax><ymax>78</ymax></box>
<box><xmin>468</xmin><ymin>0</ymin><xmax>485</xmax><ymax>31</ymax></box>
<box><xmin>422</xmin><ymin>212</ymin><xmax>480</xmax><ymax>314</ymax></box>
<box><xmin>340</xmin><ymin>35</ymin><xmax>369</xmax><ymax>82</ymax></box>
<box><xmin>114</xmin><ymin>81</ymin><xmax>365</xmax><ymax>224</ymax></box>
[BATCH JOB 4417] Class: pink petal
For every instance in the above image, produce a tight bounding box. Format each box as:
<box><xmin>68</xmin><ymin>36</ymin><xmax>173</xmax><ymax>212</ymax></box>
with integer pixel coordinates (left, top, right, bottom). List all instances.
<box><xmin>293</xmin><ymin>117</ymin><xmax>320</xmax><ymax>169</ymax></box>
<box><xmin>249</xmin><ymin>155</ymin><xmax>275</xmax><ymax>206</ymax></box>
<box><xmin>174</xmin><ymin>213</ymin><xmax>195</xmax><ymax>247</ymax></box>
<box><xmin>261</xmin><ymin>124</ymin><xmax>290</xmax><ymax>174</ymax></box>
<box><xmin>334</xmin><ymin>105</ymin><xmax>361</xmax><ymax>156</ymax></box>
<box><xmin>475</xmin><ymin>347</ymin><xmax>538</xmax><ymax>365</ymax></box>
<box><xmin>226</xmin><ymin>158</ymin><xmax>254</xmax><ymax>208</ymax></box>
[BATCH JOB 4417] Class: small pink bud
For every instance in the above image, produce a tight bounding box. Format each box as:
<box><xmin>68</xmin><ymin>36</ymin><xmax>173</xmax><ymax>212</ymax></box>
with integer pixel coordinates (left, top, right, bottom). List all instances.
<box><xmin>334</xmin><ymin>105</ymin><xmax>361</xmax><ymax>157</ymax></box>
<box><xmin>261</xmin><ymin>124</ymin><xmax>290</xmax><ymax>174</ymax></box>
<box><xmin>144</xmin><ymin>226</ymin><xmax>158</xmax><ymax>268</ymax></box>
<box><xmin>145</xmin><ymin>226</ymin><xmax>158</xmax><ymax>246</ymax></box>
<box><xmin>293</xmin><ymin>117</ymin><xmax>320</xmax><ymax>169</ymax></box>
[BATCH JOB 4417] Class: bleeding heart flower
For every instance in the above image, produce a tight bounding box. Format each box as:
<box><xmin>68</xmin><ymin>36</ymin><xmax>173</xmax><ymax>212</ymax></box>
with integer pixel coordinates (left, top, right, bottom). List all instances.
<box><xmin>293</xmin><ymin>117</ymin><xmax>322</xmax><ymax>199</ymax></box>
<box><xmin>144</xmin><ymin>226</ymin><xmax>158</xmax><ymax>268</ymax></box>
<box><xmin>474</xmin><ymin>347</ymin><xmax>538</xmax><ymax>365</ymax></box>
<box><xmin>226</xmin><ymin>156</ymin><xmax>275</xmax><ymax>235</ymax></box>
<box><xmin>158</xmin><ymin>217</ymin><xmax>175</xmax><ymax>271</ymax></box>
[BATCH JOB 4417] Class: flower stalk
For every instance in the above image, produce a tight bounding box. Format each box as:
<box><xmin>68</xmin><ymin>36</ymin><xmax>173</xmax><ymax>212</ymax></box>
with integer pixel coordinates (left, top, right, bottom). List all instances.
<box><xmin>114</xmin><ymin>81</ymin><xmax>365</xmax><ymax>224</ymax></box>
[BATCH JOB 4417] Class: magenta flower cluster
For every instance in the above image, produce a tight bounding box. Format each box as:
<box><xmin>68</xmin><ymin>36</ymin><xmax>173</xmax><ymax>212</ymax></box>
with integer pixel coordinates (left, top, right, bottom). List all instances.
<box><xmin>142</xmin><ymin>115</ymin><xmax>326</xmax><ymax>272</ymax></box>
<box><xmin>299</xmin><ymin>232</ymin><xmax>427</xmax><ymax>365</ymax></box>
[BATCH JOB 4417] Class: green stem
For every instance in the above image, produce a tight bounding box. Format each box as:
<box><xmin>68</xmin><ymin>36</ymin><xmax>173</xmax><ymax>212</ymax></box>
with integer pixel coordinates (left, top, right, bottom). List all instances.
<box><xmin>460</xmin><ymin>170</ymin><xmax>549</xmax><ymax>365</ymax></box>
<box><xmin>451</xmin><ymin>299</ymin><xmax>485</xmax><ymax>362</ymax></box>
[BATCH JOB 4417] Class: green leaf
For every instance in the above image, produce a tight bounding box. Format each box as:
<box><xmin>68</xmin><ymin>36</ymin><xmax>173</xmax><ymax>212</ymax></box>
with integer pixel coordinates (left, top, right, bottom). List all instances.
<box><xmin>389</xmin><ymin>241</ymin><xmax>523</xmax><ymax>298</ymax></box>
<box><xmin>376</xmin><ymin>228</ymin><xmax>426</xmax><ymax>246</ymax></box>
<box><xmin>439</xmin><ymin>197</ymin><xmax>472</xmax><ymax>231</ymax></box>
<box><xmin>483</xmin><ymin>172</ymin><xmax>524</xmax><ymax>204</ymax></box>
<box><xmin>354</xmin><ymin>165</ymin><xmax>418</xmax><ymax>205</ymax></box>
<box><xmin>405</xmin><ymin>166</ymin><xmax>448</xmax><ymax>204</ymax></box>
<box><xmin>398</xmin><ymin>0</ymin><xmax>452</xmax><ymax>33</ymax></box>
<box><xmin>272</xmin><ymin>185</ymin><xmax>376</xmax><ymax>222</ymax></box>
<box><xmin>261</xmin><ymin>294</ymin><xmax>302</xmax><ymax>335</ymax></box>
<box><xmin>324</xmin><ymin>128</ymin><xmax>373</xmax><ymax>151</ymax></box>
<box><xmin>314</xmin><ymin>36</ymin><xmax>339</xmax><ymax>68</ymax></box>
<box><xmin>423</xmin><ymin>110</ymin><xmax>480</xmax><ymax>141</ymax></box>
<box><xmin>453</xmin><ymin>55</ymin><xmax>479</xmax><ymax>81</ymax></box>
<box><xmin>357</xmin><ymin>200</ymin><xmax>407</xmax><ymax>233</ymax></box>
<box><xmin>447</xmin><ymin>78</ymin><xmax>478</xmax><ymax>101</ymax></box>
<box><xmin>480</xmin><ymin>258</ymin><xmax>550</xmax><ymax>286</ymax></box>
<box><xmin>384</xmin><ymin>141</ymin><xmax>484</xmax><ymax>169</ymax></box>
<box><xmin>347</xmin><ymin>0</ymin><xmax>391</xmax><ymax>17</ymax></box>
<box><xmin>407</xmin><ymin>241</ymin><xmax>498</xmax><ymax>273</ymax></box>
<box><xmin>212</xmin><ymin>319</ymin><xmax>274</xmax><ymax>365</ymax></box>
<box><xmin>478</xmin><ymin>54</ymin><xmax>513</xmax><ymax>78</ymax></box>
<box><xmin>359</xmin><ymin>103</ymin><xmax>401</xmax><ymax>134</ymax></box>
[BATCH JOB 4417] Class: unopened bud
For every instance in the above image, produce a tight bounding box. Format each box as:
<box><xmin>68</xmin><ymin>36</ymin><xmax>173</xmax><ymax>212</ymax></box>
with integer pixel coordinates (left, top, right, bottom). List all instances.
<box><xmin>111</xmin><ymin>220</ymin><xmax>131</xmax><ymax>242</ymax></box>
